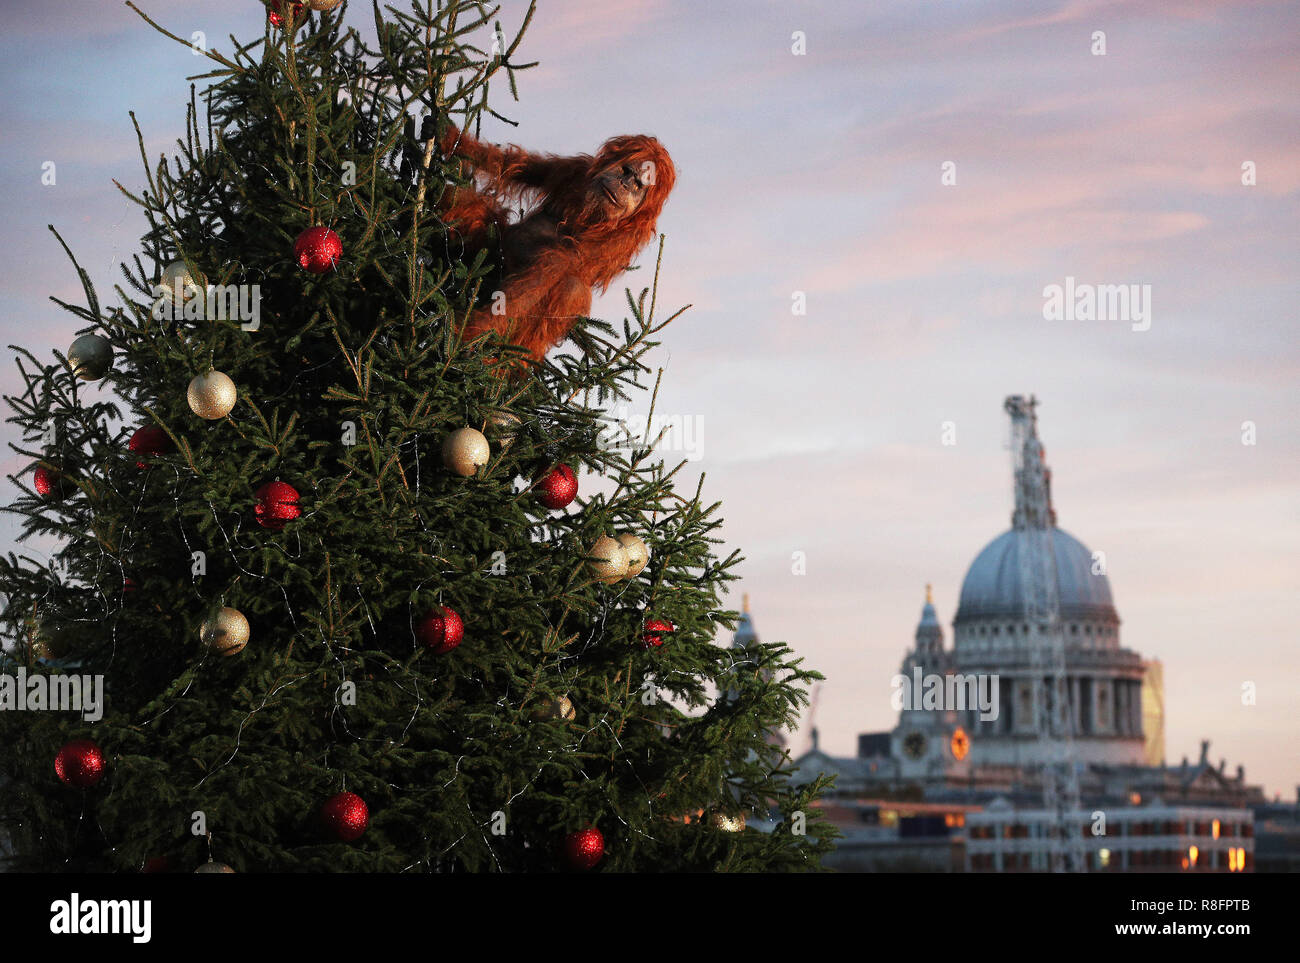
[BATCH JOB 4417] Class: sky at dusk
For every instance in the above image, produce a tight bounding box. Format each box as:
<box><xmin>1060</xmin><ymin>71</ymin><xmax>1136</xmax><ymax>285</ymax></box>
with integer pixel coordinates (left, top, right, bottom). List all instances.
<box><xmin>0</xmin><ymin>1</ymin><xmax>1296</xmax><ymax>797</ymax></box>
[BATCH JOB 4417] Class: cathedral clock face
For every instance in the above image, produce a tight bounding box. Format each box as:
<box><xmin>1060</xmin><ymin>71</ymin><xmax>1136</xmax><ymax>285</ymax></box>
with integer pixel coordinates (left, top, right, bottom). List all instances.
<box><xmin>903</xmin><ymin>731</ymin><xmax>927</xmax><ymax>760</ymax></box>
<box><xmin>950</xmin><ymin>726</ymin><xmax>970</xmax><ymax>761</ymax></box>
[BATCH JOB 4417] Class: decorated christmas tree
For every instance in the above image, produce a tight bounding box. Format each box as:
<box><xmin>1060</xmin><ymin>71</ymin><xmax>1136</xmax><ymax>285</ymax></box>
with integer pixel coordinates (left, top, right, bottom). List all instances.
<box><xmin>0</xmin><ymin>0</ymin><xmax>834</xmax><ymax>872</ymax></box>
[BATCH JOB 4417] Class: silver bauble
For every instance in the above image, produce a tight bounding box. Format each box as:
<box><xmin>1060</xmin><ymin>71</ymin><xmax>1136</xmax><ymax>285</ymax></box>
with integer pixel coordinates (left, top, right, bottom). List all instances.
<box><xmin>67</xmin><ymin>334</ymin><xmax>113</xmax><ymax>381</ymax></box>
<box><xmin>194</xmin><ymin>861</ymin><xmax>236</xmax><ymax>873</ymax></box>
<box><xmin>159</xmin><ymin>260</ymin><xmax>199</xmax><ymax>300</ymax></box>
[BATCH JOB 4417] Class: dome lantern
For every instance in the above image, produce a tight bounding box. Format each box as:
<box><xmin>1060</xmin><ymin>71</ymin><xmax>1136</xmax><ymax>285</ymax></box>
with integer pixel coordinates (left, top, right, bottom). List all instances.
<box><xmin>916</xmin><ymin>585</ymin><xmax>944</xmax><ymax>654</ymax></box>
<box><xmin>733</xmin><ymin>595</ymin><xmax>758</xmax><ymax>649</ymax></box>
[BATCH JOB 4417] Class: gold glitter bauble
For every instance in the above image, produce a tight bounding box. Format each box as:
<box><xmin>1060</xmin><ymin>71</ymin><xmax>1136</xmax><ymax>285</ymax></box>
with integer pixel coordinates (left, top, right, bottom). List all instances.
<box><xmin>200</xmin><ymin>607</ymin><xmax>249</xmax><ymax>657</ymax></box>
<box><xmin>194</xmin><ymin>861</ymin><xmax>236</xmax><ymax>873</ymax></box>
<box><xmin>187</xmin><ymin>370</ymin><xmax>237</xmax><ymax>420</ymax></box>
<box><xmin>29</xmin><ymin>617</ymin><xmax>73</xmax><ymax>661</ymax></box>
<box><xmin>531</xmin><ymin>695</ymin><xmax>576</xmax><ymax>721</ymax></box>
<box><xmin>160</xmin><ymin>260</ymin><xmax>199</xmax><ymax>299</ymax></box>
<box><xmin>709</xmin><ymin>812</ymin><xmax>746</xmax><ymax>833</ymax></box>
<box><xmin>587</xmin><ymin>535</ymin><xmax>629</xmax><ymax>584</ymax></box>
<box><xmin>615</xmin><ymin>533</ymin><xmax>649</xmax><ymax>578</ymax></box>
<box><xmin>441</xmin><ymin>427</ymin><xmax>491</xmax><ymax>477</ymax></box>
<box><xmin>68</xmin><ymin>334</ymin><xmax>113</xmax><ymax>381</ymax></box>
<box><xmin>306</xmin><ymin>0</ymin><xmax>343</xmax><ymax>10</ymax></box>
<box><xmin>487</xmin><ymin>410</ymin><xmax>521</xmax><ymax>452</ymax></box>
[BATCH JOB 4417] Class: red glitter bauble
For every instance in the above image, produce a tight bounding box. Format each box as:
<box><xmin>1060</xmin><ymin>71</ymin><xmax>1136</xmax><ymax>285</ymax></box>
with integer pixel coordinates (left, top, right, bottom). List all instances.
<box><xmin>268</xmin><ymin>1</ymin><xmax>303</xmax><ymax>28</ymax></box>
<box><xmin>416</xmin><ymin>605</ymin><xmax>464</xmax><ymax>654</ymax></box>
<box><xmin>293</xmin><ymin>226</ymin><xmax>342</xmax><ymax>274</ymax></box>
<box><xmin>533</xmin><ymin>463</ymin><xmax>578</xmax><ymax>510</ymax></box>
<box><xmin>129</xmin><ymin>425</ymin><xmax>172</xmax><ymax>469</ymax></box>
<box><xmin>33</xmin><ymin>465</ymin><xmax>67</xmax><ymax>499</ymax></box>
<box><xmin>642</xmin><ymin>618</ymin><xmax>674</xmax><ymax>648</ymax></box>
<box><xmin>564</xmin><ymin>826</ymin><xmax>605</xmax><ymax>870</ymax></box>
<box><xmin>254</xmin><ymin>480</ymin><xmax>301</xmax><ymax>531</ymax></box>
<box><xmin>55</xmin><ymin>739</ymin><xmax>105</xmax><ymax>789</ymax></box>
<box><xmin>320</xmin><ymin>791</ymin><xmax>369</xmax><ymax>842</ymax></box>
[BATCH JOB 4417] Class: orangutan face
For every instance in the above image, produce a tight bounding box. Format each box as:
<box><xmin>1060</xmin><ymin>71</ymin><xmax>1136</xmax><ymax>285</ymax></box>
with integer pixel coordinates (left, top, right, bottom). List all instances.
<box><xmin>593</xmin><ymin>161</ymin><xmax>650</xmax><ymax>219</ymax></box>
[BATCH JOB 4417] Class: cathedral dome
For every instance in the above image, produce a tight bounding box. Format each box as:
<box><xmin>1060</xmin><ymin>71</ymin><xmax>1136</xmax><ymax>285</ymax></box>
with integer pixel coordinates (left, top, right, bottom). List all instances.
<box><xmin>953</xmin><ymin>527</ymin><xmax>1118</xmax><ymax>627</ymax></box>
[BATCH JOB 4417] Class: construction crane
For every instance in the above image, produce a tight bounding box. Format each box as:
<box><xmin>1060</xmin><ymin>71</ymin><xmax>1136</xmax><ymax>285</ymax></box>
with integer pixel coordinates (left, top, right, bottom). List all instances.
<box><xmin>1004</xmin><ymin>395</ymin><xmax>1086</xmax><ymax>873</ymax></box>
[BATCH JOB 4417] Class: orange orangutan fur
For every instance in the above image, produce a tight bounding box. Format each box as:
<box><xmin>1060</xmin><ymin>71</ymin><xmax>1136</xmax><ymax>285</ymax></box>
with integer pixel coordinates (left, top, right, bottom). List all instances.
<box><xmin>438</xmin><ymin>123</ymin><xmax>675</xmax><ymax>375</ymax></box>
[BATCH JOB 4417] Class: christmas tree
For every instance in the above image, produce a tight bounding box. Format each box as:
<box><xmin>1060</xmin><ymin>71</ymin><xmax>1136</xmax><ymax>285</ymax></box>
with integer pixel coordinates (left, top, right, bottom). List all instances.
<box><xmin>0</xmin><ymin>0</ymin><xmax>835</xmax><ymax>872</ymax></box>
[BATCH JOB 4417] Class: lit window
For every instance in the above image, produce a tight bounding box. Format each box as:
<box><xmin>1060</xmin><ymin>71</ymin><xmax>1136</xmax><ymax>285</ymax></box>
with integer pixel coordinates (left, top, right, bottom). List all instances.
<box><xmin>1188</xmin><ymin>845</ymin><xmax>1198</xmax><ymax>868</ymax></box>
<box><xmin>1212</xmin><ymin>819</ymin><xmax>1220</xmax><ymax>840</ymax></box>
<box><xmin>1098</xmin><ymin>848</ymin><xmax>1111</xmax><ymax>868</ymax></box>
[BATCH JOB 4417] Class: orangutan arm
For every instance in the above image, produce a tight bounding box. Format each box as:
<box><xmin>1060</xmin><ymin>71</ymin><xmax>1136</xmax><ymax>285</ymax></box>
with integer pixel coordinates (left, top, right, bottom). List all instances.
<box><xmin>462</xmin><ymin>265</ymin><xmax>592</xmax><ymax>367</ymax></box>
<box><xmin>440</xmin><ymin>121</ymin><xmax>588</xmax><ymax>194</ymax></box>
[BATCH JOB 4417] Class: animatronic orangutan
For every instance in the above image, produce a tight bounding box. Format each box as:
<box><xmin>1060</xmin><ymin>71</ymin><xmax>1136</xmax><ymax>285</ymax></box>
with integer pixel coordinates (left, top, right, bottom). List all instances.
<box><xmin>438</xmin><ymin>122</ymin><xmax>675</xmax><ymax>372</ymax></box>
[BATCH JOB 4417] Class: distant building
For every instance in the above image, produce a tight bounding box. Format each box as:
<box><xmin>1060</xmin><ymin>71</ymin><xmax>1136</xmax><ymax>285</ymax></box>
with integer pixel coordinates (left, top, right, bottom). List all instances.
<box><xmin>789</xmin><ymin>399</ymin><xmax>1269</xmax><ymax>871</ymax></box>
<box><xmin>1253</xmin><ymin>790</ymin><xmax>1300</xmax><ymax>873</ymax></box>
<box><xmin>729</xmin><ymin>593</ymin><xmax>786</xmax><ymax>751</ymax></box>
<box><xmin>966</xmin><ymin>799</ymin><xmax>1252</xmax><ymax>873</ymax></box>
<box><xmin>1142</xmin><ymin>659</ymin><xmax>1165</xmax><ymax>766</ymax></box>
